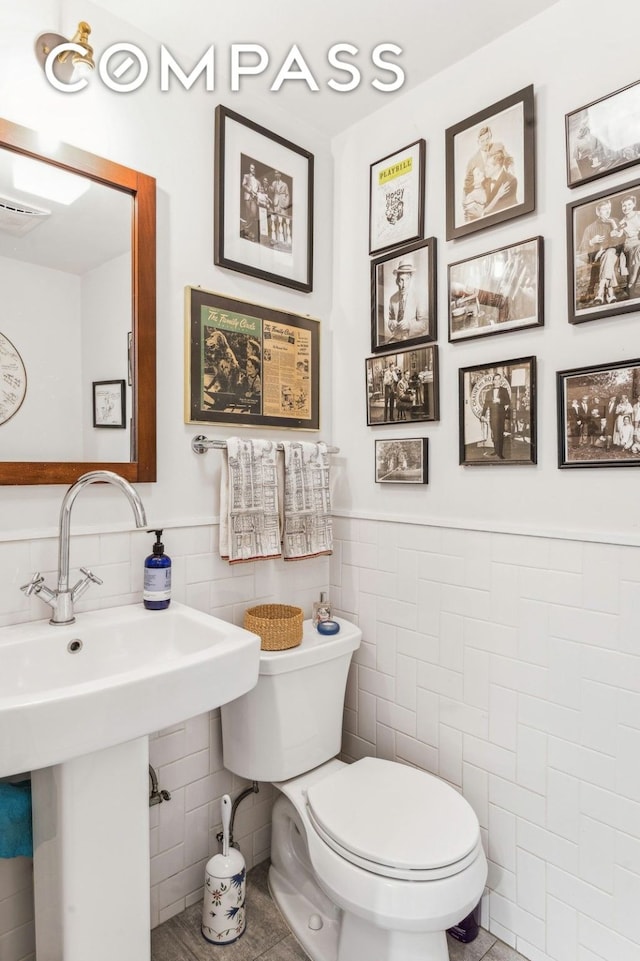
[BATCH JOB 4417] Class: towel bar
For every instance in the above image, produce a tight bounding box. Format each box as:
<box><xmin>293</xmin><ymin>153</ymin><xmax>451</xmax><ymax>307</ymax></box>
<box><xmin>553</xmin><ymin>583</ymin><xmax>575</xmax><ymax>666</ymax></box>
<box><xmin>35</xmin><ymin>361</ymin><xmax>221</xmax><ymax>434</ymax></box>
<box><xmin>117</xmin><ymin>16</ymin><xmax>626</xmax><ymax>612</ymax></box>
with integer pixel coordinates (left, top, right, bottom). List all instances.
<box><xmin>192</xmin><ymin>435</ymin><xmax>339</xmax><ymax>454</ymax></box>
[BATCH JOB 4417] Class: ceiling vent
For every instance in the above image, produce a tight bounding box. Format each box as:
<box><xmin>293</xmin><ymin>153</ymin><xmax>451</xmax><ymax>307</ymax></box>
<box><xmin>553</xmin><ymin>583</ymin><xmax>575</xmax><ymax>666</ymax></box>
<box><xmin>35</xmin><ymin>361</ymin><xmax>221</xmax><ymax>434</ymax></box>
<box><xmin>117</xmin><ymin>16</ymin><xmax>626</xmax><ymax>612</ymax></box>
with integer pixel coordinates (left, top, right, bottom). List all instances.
<box><xmin>0</xmin><ymin>194</ymin><xmax>51</xmax><ymax>236</ymax></box>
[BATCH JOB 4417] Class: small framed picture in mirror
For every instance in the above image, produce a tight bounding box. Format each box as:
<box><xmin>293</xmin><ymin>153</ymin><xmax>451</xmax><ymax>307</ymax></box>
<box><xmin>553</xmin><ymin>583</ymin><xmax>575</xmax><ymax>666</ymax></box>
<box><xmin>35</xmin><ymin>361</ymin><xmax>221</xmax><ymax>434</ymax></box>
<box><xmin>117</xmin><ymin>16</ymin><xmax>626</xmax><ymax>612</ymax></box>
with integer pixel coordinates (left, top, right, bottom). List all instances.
<box><xmin>93</xmin><ymin>379</ymin><xmax>126</xmax><ymax>428</ymax></box>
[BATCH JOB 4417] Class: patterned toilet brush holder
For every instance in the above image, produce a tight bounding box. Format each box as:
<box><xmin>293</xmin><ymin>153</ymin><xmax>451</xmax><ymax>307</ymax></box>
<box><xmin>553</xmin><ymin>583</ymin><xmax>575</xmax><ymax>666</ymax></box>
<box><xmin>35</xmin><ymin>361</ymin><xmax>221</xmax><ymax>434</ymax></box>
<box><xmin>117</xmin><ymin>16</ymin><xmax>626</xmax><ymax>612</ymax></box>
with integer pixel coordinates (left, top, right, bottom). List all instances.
<box><xmin>201</xmin><ymin>795</ymin><xmax>246</xmax><ymax>945</ymax></box>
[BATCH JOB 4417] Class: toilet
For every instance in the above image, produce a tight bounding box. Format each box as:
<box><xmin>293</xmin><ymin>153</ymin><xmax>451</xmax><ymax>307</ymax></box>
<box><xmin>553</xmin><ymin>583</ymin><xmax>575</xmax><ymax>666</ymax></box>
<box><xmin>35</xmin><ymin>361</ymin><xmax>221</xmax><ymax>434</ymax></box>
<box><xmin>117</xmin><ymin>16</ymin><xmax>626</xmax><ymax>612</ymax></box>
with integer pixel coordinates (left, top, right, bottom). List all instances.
<box><xmin>221</xmin><ymin>617</ymin><xmax>487</xmax><ymax>961</ymax></box>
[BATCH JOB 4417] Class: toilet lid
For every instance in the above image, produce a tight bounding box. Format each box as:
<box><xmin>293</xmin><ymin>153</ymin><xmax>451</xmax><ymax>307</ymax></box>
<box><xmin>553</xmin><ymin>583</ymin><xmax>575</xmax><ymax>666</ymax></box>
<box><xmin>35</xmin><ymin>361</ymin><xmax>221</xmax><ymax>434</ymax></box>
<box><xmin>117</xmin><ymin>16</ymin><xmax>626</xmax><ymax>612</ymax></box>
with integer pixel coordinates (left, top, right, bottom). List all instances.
<box><xmin>306</xmin><ymin>757</ymin><xmax>480</xmax><ymax>880</ymax></box>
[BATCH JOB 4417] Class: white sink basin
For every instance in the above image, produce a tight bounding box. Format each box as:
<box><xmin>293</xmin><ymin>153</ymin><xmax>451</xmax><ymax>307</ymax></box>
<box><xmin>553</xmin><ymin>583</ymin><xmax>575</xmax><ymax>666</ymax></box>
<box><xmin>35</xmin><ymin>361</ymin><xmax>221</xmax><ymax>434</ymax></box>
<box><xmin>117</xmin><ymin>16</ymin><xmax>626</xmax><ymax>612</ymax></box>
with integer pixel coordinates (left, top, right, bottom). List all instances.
<box><xmin>0</xmin><ymin>601</ymin><xmax>260</xmax><ymax>777</ymax></box>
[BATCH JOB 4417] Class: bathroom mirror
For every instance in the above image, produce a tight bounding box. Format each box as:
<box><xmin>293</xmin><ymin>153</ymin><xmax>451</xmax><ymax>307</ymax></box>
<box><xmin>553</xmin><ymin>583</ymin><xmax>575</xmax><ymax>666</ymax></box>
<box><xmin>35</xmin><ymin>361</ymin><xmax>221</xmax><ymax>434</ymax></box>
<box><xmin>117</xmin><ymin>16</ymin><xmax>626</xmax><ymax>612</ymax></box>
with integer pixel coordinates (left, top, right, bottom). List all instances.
<box><xmin>0</xmin><ymin>118</ymin><xmax>156</xmax><ymax>485</ymax></box>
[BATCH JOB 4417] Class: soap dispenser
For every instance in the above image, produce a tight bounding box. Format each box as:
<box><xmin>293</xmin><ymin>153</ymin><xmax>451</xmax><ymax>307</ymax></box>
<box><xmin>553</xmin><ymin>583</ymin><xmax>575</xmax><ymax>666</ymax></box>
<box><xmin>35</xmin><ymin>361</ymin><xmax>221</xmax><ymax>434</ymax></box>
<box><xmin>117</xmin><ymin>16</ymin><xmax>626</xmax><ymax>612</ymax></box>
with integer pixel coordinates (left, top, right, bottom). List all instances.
<box><xmin>143</xmin><ymin>530</ymin><xmax>171</xmax><ymax>610</ymax></box>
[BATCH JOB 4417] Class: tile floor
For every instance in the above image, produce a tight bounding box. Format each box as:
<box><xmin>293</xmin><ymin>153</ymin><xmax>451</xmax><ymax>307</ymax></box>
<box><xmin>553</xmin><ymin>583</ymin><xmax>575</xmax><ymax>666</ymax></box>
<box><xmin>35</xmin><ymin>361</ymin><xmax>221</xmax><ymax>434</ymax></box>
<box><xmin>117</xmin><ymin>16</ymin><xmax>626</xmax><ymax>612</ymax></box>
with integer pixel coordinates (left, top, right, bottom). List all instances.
<box><xmin>151</xmin><ymin>860</ymin><xmax>526</xmax><ymax>961</ymax></box>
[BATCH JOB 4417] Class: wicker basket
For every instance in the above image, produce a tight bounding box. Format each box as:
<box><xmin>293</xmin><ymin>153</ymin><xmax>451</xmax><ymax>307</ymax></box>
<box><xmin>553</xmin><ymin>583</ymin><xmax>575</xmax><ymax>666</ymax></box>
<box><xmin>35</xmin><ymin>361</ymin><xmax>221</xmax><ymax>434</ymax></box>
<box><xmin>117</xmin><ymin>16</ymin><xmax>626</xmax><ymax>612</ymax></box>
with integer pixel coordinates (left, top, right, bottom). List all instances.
<box><xmin>243</xmin><ymin>603</ymin><xmax>304</xmax><ymax>651</ymax></box>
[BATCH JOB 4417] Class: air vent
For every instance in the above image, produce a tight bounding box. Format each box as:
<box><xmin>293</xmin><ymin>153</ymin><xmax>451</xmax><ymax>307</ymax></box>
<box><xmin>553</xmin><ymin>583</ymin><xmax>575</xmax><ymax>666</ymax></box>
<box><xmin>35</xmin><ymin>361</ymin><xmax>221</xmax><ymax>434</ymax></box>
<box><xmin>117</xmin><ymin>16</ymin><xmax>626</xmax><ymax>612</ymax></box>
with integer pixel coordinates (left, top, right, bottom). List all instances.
<box><xmin>0</xmin><ymin>194</ymin><xmax>51</xmax><ymax>236</ymax></box>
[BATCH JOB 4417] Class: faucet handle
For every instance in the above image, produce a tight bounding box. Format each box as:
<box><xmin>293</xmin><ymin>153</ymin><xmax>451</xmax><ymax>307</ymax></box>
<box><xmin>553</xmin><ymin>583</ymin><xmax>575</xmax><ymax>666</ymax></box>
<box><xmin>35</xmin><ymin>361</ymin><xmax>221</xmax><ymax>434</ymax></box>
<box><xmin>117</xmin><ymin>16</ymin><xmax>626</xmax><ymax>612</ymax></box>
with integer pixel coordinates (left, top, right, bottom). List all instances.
<box><xmin>20</xmin><ymin>572</ymin><xmax>44</xmax><ymax>596</ymax></box>
<box><xmin>71</xmin><ymin>567</ymin><xmax>104</xmax><ymax>603</ymax></box>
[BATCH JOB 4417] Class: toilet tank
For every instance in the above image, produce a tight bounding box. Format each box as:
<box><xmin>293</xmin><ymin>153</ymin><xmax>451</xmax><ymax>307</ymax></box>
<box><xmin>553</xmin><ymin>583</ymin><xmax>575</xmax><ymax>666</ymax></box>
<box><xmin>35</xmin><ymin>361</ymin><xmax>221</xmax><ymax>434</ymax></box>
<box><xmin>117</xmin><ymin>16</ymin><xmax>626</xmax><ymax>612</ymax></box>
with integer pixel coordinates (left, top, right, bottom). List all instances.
<box><xmin>221</xmin><ymin>618</ymin><xmax>362</xmax><ymax>782</ymax></box>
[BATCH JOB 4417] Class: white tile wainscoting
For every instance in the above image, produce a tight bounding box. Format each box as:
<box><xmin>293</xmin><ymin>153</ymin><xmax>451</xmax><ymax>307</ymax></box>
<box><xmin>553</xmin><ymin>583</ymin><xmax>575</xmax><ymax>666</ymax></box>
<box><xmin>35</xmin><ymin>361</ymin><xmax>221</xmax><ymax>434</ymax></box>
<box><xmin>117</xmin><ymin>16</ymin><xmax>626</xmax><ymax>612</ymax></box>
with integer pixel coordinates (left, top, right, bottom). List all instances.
<box><xmin>2</xmin><ymin>515</ymin><xmax>640</xmax><ymax>961</ymax></box>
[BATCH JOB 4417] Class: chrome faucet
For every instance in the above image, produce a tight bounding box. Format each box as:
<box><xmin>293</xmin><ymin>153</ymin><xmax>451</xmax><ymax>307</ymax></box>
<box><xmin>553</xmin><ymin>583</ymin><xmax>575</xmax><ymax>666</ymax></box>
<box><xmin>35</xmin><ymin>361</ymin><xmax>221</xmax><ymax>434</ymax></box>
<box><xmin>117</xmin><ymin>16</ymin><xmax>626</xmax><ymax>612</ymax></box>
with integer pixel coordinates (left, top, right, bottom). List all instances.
<box><xmin>21</xmin><ymin>470</ymin><xmax>147</xmax><ymax>625</ymax></box>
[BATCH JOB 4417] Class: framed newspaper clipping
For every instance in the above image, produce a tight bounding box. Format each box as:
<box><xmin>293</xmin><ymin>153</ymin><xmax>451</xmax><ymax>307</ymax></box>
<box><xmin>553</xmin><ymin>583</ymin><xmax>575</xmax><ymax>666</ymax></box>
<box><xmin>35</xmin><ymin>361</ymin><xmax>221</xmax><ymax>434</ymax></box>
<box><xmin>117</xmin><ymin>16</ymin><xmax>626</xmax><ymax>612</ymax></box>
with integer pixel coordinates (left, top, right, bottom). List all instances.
<box><xmin>185</xmin><ymin>286</ymin><xmax>319</xmax><ymax>430</ymax></box>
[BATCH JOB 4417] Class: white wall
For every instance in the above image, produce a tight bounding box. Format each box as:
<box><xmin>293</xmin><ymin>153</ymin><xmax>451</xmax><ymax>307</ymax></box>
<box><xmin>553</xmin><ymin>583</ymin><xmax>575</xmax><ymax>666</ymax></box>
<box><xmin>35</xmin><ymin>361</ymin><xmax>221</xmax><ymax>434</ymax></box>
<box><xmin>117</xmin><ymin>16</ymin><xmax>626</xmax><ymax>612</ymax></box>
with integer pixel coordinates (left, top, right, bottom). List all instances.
<box><xmin>331</xmin><ymin>0</ymin><xmax>640</xmax><ymax>543</ymax></box>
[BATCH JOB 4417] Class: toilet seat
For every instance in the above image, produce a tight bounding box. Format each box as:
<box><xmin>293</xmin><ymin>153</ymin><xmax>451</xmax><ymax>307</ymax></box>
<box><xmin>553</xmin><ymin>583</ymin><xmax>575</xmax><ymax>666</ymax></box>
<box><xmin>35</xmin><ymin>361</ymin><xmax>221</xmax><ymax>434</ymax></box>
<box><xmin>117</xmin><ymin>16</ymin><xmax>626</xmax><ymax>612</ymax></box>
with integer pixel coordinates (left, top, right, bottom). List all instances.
<box><xmin>305</xmin><ymin>757</ymin><xmax>481</xmax><ymax>882</ymax></box>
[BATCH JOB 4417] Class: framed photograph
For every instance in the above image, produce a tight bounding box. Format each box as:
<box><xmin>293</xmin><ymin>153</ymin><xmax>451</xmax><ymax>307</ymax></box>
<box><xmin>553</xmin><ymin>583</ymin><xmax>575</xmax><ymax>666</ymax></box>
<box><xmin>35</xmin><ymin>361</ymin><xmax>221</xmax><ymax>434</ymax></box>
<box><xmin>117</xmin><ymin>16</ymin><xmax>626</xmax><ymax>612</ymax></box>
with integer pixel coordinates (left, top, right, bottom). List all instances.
<box><xmin>375</xmin><ymin>437</ymin><xmax>428</xmax><ymax>484</ymax></box>
<box><xmin>567</xmin><ymin>178</ymin><xmax>640</xmax><ymax>324</ymax></box>
<box><xmin>366</xmin><ymin>345</ymin><xmax>438</xmax><ymax>426</ymax></box>
<box><xmin>185</xmin><ymin>286</ymin><xmax>319</xmax><ymax>430</ymax></box>
<box><xmin>458</xmin><ymin>356</ymin><xmax>536</xmax><ymax>465</ymax></box>
<box><xmin>371</xmin><ymin>238</ymin><xmax>436</xmax><ymax>353</ymax></box>
<box><xmin>557</xmin><ymin>358</ymin><xmax>640</xmax><ymax>468</ymax></box>
<box><xmin>369</xmin><ymin>139</ymin><xmax>425</xmax><ymax>255</ymax></box>
<box><xmin>448</xmin><ymin>236</ymin><xmax>543</xmax><ymax>342</ymax></box>
<box><xmin>566</xmin><ymin>80</ymin><xmax>640</xmax><ymax>188</ymax></box>
<box><xmin>93</xmin><ymin>379</ymin><xmax>126</xmax><ymax>428</ymax></box>
<box><xmin>214</xmin><ymin>104</ymin><xmax>314</xmax><ymax>292</ymax></box>
<box><xmin>445</xmin><ymin>85</ymin><xmax>535</xmax><ymax>241</ymax></box>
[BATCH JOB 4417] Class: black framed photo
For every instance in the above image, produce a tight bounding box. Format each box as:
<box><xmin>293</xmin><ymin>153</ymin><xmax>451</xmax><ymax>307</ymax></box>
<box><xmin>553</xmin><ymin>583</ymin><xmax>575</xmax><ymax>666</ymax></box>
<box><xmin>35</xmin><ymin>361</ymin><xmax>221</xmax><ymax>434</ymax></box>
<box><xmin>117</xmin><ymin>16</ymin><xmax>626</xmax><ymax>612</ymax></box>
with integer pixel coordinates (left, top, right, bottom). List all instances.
<box><xmin>566</xmin><ymin>80</ymin><xmax>640</xmax><ymax>188</ymax></box>
<box><xmin>448</xmin><ymin>236</ymin><xmax>543</xmax><ymax>343</ymax></box>
<box><xmin>185</xmin><ymin>286</ymin><xmax>319</xmax><ymax>430</ymax></box>
<box><xmin>445</xmin><ymin>85</ymin><xmax>535</xmax><ymax>241</ymax></box>
<box><xmin>371</xmin><ymin>238</ymin><xmax>436</xmax><ymax>353</ymax></box>
<box><xmin>93</xmin><ymin>379</ymin><xmax>126</xmax><ymax>428</ymax></box>
<box><xmin>214</xmin><ymin>105</ymin><xmax>314</xmax><ymax>292</ymax></box>
<box><xmin>369</xmin><ymin>139</ymin><xmax>425</xmax><ymax>255</ymax></box>
<box><xmin>375</xmin><ymin>437</ymin><xmax>428</xmax><ymax>484</ymax></box>
<box><xmin>458</xmin><ymin>356</ymin><xmax>536</xmax><ymax>465</ymax></box>
<box><xmin>557</xmin><ymin>358</ymin><xmax>640</xmax><ymax>468</ymax></box>
<box><xmin>366</xmin><ymin>345</ymin><xmax>438</xmax><ymax>426</ymax></box>
<box><xmin>567</xmin><ymin>178</ymin><xmax>640</xmax><ymax>324</ymax></box>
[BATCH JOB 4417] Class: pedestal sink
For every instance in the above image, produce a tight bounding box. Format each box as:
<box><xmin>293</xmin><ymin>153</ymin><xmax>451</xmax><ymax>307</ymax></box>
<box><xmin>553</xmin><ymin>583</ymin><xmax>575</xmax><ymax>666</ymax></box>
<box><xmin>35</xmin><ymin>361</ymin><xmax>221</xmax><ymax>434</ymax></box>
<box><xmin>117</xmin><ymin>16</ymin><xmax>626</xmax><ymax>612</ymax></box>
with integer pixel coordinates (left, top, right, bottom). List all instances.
<box><xmin>0</xmin><ymin>601</ymin><xmax>260</xmax><ymax>961</ymax></box>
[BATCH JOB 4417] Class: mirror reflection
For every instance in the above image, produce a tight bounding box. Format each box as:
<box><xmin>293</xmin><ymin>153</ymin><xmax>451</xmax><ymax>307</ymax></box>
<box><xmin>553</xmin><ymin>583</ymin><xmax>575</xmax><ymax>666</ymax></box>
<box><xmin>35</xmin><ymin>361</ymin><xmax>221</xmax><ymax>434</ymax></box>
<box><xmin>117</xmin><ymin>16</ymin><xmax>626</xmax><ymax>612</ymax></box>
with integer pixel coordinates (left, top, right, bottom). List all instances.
<box><xmin>0</xmin><ymin>148</ymin><xmax>132</xmax><ymax>462</ymax></box>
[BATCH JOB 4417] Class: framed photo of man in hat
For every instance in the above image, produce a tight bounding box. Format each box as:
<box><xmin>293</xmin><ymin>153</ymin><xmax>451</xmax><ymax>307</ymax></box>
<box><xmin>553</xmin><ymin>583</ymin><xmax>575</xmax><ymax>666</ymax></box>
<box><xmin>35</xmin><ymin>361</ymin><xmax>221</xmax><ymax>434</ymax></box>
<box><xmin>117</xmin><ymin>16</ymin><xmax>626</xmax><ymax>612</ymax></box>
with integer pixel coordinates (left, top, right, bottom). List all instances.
<box><xmin>370</xmin><ymin>238</ymin><xmax>437</xmax><ymax>353</ymax></box>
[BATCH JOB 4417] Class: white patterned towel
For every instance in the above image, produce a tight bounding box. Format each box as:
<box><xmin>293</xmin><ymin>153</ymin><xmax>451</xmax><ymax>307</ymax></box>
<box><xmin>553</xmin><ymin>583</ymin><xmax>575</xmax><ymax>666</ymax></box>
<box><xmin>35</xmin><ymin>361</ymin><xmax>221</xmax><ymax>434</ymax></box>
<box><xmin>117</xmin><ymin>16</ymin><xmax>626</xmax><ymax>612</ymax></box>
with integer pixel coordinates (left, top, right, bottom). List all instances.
<box><xmin>219</xmin><ymin>437</ymin><xmax>282</xmax><ymax>564</ymax></box>
<box><xmin>281</xmin><ymin>441</ymin><xmax>333</xmax><ymax>561</ymax></box>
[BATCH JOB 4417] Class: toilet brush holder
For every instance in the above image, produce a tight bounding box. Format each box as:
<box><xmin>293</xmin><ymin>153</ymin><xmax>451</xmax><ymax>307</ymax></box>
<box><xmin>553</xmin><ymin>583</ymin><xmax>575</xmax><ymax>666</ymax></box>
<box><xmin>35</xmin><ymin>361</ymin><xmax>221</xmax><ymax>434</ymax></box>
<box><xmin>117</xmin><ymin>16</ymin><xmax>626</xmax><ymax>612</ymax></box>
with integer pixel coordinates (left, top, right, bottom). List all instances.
<box><xmin>201</xmin><ymin>795</ymin><xmax>247</xmax><ymax>945</ymax></box>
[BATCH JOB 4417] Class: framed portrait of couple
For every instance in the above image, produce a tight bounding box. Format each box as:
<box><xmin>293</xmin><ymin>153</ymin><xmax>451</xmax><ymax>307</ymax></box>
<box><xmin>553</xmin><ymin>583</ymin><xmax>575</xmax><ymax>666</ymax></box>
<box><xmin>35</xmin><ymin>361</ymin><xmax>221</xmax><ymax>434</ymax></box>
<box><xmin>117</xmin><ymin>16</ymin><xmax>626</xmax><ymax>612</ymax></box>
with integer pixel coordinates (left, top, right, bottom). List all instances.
<box><xmin>445</xmin><ymin>85</ymin><xmax>535</xmax><ymax>241</ymax></box>
<box><xmin>370</xmin><ymin>238</ymin><xmax>437</xmax><ymax>353</ymax></box>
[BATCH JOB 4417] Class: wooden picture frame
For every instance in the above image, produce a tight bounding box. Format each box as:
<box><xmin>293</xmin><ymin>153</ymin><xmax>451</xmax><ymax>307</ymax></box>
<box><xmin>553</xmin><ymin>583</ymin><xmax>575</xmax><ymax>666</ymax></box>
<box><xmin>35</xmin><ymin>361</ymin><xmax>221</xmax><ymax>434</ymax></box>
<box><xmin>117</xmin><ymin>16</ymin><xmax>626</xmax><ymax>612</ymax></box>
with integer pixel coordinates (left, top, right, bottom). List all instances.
<box><xmin>458</xmin><ymin>356</ymin><xmax>536</xmax><ymax>465</ymax></box>
<box><xmin>445</xmin><ymin>85</ymin><xmax>535</xmax><ymax>241</ymax></box>
<box><xmin>375</xmin><ymin>437</ymin><xmax>428</xmax><ymax>484</ymax></box>
<box><xmin>566</xmin><ymin>80</ymin><xmax>640</xmax><ymax>188</ymax></box>
<box><xmin>93</xmin><ymin>379</ymin><xmax>126</xmax><ymax>428</ymax></box>
<box><xmin>369</xmin><ymin>139</ymin><xmax>425</xmax><ymax>255</ymax></box>
<box><xmin>371</xmin><ymin>238</ymin><xmax>437</xmax><ymax>353</ymax></box>
<box><xmin>185</xmin><ymin>286</ymin><xmax>319</xmax><ymax>430</ymax></box>
<box><xmin>566</xmin><ymin>178</ymin><xmax>640</xmax><ymax>324</ymax></box>
<box><xmin>365</xmin><ymin>345</ymin><xmax>438</xmax><ymax>426</ymax></box>
<box><xmin>557</xmin><ymin>358</ymin><xmax>640</xmax><ymax>468</ymax></box>
<box><xmin>448</xmin><ymin>236</ymin><xmax>543</xmax><ymax>342</ymax></box>
<box><xmin>214</xmin><ymin>105</ymin><xmax>314</xmax><ymax>292</ymax></box>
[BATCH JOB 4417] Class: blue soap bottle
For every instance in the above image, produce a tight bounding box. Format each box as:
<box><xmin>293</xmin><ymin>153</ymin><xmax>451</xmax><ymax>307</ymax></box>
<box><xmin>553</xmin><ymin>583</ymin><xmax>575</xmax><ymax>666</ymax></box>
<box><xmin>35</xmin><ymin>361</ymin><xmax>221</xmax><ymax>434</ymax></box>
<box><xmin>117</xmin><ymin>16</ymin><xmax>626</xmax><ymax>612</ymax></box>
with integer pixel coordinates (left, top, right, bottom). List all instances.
<box><xmin>144</xmin><ymin>529</ymin><xmax>171</xmax><ymax>610</ymax></box>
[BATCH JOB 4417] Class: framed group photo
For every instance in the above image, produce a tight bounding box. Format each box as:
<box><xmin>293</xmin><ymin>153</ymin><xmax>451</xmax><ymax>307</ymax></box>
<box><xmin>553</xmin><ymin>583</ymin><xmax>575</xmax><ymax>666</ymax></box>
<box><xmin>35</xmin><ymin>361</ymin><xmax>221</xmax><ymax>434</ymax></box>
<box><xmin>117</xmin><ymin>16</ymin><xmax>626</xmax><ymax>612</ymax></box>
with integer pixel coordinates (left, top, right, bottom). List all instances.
<box><xmin>369</xmin><ymin>139</ymin><xmax>425</xmax><ymax>255</ymax></box>
<box><xmin>567</xmin><ymin>178</ymin><xmax>640</xmax><ymax>323</ymax></box>
<box><xmin>445</xmin><ymin>85</ymin><xmax>535</xmax><ymax>241</ymax></box>
<box><xmin>557</xmin><ymin>358</ymin><xmax>640</xmax><ymax>468</ymax></box>
<box><xmin>185</xmin><ymin>286</ymin><xmax>319</xmax><ymax>430</ymax></box>
<box><xmin>366</xmin><ymin>345</ymin><xmax>439</xmax><ymax>426</ymax></box>
<box><xmin>371</xmin><ymin>238</ymin><xmax>437</xmax><ymax>353</ymax></box>
<box><xmin>448</xmin><ymin>236</ymin><xmax>543</xmax><ymax>342</ymax></box>
<box><xmin>566</xmin><ymin>79</ymin><xmax>640</xmax><ymax>188</ymax></box>
<box><xmin>375</xmin><ymin>437</ymin><xmax>428</xmax><ymax>484</ymax></box>
<box><xmin>459</xmin><ymin>356</ymin><xmax>536</xmax><ymax>466</ymax></box>
<box><xmin>214</xmin><ymin>105</ymin><xmax>314</xmax><ymax>292</ymax></box>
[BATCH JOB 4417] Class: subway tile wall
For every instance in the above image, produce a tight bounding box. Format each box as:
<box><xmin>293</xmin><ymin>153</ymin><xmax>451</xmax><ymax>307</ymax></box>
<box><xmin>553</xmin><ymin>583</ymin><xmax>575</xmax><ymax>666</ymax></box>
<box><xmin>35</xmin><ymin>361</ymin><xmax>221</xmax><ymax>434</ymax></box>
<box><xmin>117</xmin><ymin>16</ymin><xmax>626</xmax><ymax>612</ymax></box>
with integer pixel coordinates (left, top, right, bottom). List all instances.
<box><xmin>332</xmin><ymin>516</ymin><xmax>640</xmax><ymax>961</ymax></box>
<box><xmin>2</xmin><ymin>515</ymin><xmax>640</xmax><ymax>961</ymax></box>
<box><xmin>0</xmin><ymin>522</ymin><xmax>329</xmax><ymax>960</ymax></box>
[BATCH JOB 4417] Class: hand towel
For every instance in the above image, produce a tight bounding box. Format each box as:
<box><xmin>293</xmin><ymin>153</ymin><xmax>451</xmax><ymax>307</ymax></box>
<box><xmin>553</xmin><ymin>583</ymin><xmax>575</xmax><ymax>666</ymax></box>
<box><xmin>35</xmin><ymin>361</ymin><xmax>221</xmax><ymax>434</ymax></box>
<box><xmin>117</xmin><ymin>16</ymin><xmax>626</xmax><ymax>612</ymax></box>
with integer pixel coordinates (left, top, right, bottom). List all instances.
<box><xmin>0</xmin><ymin>781</ymin><xmax>33</xmax><ymax>859</ymax></box>
<box><xmin>219</xmin><ymin>437</ymin><xmax>282</xmax><ymax>564</ymax></box>
<box><xmin>281</xmin><ymin>441</ymin><xmax>333</xmax><ymax>561</ymax></box>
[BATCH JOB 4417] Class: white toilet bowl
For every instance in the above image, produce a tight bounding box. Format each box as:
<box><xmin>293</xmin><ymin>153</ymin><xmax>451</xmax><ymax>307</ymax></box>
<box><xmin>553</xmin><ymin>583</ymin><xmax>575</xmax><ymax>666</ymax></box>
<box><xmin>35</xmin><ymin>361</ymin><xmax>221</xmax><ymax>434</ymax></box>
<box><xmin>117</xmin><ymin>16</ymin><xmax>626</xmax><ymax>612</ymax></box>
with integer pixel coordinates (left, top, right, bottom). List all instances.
<box><xmin>221</xmin><ymin>618</ymin><xmax>487</xmax><ymax>961</ymax></box>
<box><xmin>269</xmin><ymin>757</ymin><xmax>487</xmax><ymax>961</ymax></box>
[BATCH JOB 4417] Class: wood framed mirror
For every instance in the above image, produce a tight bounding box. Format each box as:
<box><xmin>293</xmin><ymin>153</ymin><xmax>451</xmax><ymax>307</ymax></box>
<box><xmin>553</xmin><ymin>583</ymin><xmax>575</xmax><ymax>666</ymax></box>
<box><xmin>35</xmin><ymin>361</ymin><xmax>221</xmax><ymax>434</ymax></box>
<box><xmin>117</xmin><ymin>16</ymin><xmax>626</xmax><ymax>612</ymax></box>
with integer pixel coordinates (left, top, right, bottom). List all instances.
<box><xmin>0</xmin><ymin>118</ymin><xmax>156</xmax><ymax>485</ymax></box>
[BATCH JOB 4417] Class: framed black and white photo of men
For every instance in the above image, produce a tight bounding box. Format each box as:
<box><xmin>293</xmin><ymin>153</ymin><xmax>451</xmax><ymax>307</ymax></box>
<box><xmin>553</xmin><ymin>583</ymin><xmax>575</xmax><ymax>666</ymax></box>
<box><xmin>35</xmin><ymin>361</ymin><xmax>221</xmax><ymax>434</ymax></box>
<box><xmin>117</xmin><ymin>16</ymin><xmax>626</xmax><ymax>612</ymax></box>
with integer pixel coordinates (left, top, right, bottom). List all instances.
<box><xmin>369</xmin><ymin>139</ymin><xmax>425</xmax><ymax>255</ymax></box>
<box><xmin>366</xmin><ymin>345</ymin><xmax>438</xmax><ymax>426</ymax></box>
<box><xmin>567</xmin><ymin>179</ymin><xmax>640</xmax><ymax>324</ymax></box>
<box><xmin>371</xmin><ymin>238</ymin><xmax>436</xmax><ymax>353</ymax></box>
<box><xmin>375</xmin><ymin>438</ymin><xmax>428</xmax><ymax>484</ymax></box>
<box><xmin>566</xmin><ymin>80</ymin><xmax>640</xmax><ymax>188</ymax></box>
<box><xmin>448</xmin><ymin>236</ymin><xmax>543</xmax><ymax>343</ymax></box>
<box><xmin>458</xmin><ymin>356</ymin><xmax>536</xmax><ymax>466</ymax></box>
<box><xmin>214</xmin><ymin>105</ymin><xmax>314</xmax><ymax>292</ymax></box>
<box><xmin>557</xmin><ymin>358</ymin><xmax>640</xmax><ymax>468</ymax></box>
<box><xmin>445</xmin><ymin>85</ymin><xmax>535</xmax><ymax>241</ymax></box>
